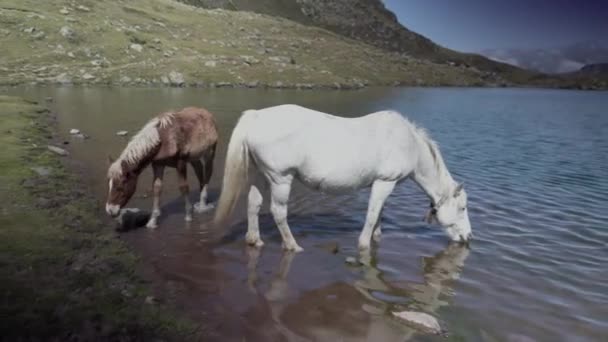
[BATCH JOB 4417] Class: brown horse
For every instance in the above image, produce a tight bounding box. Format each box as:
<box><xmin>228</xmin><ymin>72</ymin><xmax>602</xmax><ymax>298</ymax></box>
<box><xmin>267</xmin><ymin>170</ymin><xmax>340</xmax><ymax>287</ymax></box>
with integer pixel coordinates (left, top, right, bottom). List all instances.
<box><xmin>106</xmin><ymin>107</ymin><xmax>218</xmax><ymax>228</ymax></box>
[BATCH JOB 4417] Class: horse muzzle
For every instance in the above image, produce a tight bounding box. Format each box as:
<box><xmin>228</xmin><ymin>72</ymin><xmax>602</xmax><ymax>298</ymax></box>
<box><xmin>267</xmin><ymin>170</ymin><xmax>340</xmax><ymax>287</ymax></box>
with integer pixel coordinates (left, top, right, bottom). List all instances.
<box><xmin>105</xmin><ymin>203</ymin><xmax>121</xmax><ymax>217</ymax></box>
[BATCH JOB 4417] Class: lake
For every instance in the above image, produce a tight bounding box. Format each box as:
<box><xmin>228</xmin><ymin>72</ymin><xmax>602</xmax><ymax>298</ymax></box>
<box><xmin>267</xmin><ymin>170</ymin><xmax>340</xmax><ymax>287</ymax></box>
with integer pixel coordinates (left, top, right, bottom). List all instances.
<box><xmin>5</xmin><ymin>86</ymin><xmax>607</xmax><ymax>341</ymax></box>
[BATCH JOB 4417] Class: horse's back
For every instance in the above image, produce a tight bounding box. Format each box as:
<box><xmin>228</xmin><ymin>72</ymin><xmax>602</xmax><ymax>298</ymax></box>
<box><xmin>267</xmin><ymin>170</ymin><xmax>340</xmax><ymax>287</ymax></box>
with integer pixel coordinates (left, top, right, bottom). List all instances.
<box><xmin>156</xmin><ymin>107</ymin><xmax>218</xmax><ymax>161</ymax></box>
<box><xmin>241</xmin><ymin>105</ymin><xmax>413</xmax><ymax>191</ymax></box>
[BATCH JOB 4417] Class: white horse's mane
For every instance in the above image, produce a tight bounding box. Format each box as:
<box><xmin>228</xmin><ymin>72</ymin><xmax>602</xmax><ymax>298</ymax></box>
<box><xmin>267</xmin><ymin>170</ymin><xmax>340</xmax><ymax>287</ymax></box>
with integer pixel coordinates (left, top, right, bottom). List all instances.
<box><xmin>408</xmin><ymin>119</ymin><xmax>454</xmax><ymax>190</ymax></box>
<box><xmin>108</xmin><ymin>112</ymin><xmax>174</xmax><ymax>178</ymax></box>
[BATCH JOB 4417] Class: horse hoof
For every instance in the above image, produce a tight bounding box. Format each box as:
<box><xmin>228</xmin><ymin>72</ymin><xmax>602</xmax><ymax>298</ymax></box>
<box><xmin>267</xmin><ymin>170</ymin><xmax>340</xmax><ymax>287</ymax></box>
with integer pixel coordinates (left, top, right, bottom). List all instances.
<box><xmin>194</xmin><ymin>202</ymin><xmax>215</xmax><ymax>213</ymax></box>
<box><xmin>184</xmin><ymin>215</ymin><xmax>193</xmax><ymax>222</ymax></box>
<box><xmin>246</xmin><ymin>235</ymin><xmax>264</xmax><ymax>247</ymax></box>
<box><xmin>146</xmin><ymin>222</ymin><xmax>158</xmax><ymax>229</ymax></box>
<box><xmin>283</xmin><ymin>244</ymin><xmax>304</xmax><ymax>253</ymax></box>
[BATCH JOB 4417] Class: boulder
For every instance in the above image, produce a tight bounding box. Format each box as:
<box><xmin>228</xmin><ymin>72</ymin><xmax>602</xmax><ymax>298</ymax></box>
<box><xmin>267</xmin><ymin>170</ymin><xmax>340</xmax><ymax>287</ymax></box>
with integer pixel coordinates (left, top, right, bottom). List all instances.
<box><xmin>168</xmin><ymin>71</ymin><xmax>184</xmax><ymax>86</ymax></box>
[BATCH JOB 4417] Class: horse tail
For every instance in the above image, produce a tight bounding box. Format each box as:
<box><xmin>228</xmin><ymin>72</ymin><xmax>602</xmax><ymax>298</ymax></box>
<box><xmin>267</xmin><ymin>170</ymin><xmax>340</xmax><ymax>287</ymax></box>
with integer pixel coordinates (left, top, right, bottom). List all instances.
<box><xmin>214</xmin><ymin>110</ymin><xmax>256</xmax><ymax>226</ymax></box>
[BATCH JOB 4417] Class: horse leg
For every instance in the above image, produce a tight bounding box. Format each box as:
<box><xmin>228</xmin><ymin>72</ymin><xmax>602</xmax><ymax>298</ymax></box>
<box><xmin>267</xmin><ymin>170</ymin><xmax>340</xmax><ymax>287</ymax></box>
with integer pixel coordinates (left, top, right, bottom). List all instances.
<box><xmin>191</xmin><ymin>158</ymin><xmax>214</xmax><ymax>213</ymax></box>
<box><xmin>359</xmin><ymin>180</ymin><xmax>395</xmax><ymax>250</ymax></box>
<box><xmin>177</xmin><ymin>159</ymin><xmax>193</xmax><ymax>222</ymax></box>
<box><xmin>246</xmin><ymin>184</ymin><xmax>264</xmax><ymax>247</ymax></box>
<box><xmin>373</xmin><ymin>209</ymin><xmax>384</xmax><ymax>242</ymax></box>
<box><xmin>269</xmin><ymin>177</ymin><xmax>303</xmax><ymax>252</ymax></box>
<box><xmin>146</xmin><ymin>164</ymin><xmax>165</xmax><ymax>229</ymax></box>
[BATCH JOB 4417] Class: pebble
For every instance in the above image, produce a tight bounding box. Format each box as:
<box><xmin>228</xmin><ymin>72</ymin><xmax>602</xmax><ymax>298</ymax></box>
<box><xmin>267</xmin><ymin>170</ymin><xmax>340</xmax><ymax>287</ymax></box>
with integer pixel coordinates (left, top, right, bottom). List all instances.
<box><xmin>116</xmin><ymin>130</ymin><xmax>129</xmax><ymax>136</ymax></box>
<box><xmin>47</xmin><ymin>145</ymin><xmax>69</xmax><ymax>156</ymax></box>
<box><xmin>392</xmin><ymin>311</ymin><xmax>442</xmax><ymax>334</ymax></box>
<box><xmin>69</xmin><ymin>128</ymin><xmax>80</xmax><ymax>135</ymax></box>
<box><xmin>345</xmin><ymin>256</ymin><xmax>361</xmax><ymax>266</ymax></box>
<box><xmin>31</xmin><ymin>166</ymin><xmax>52</xmax><ymax>177</ymax></box>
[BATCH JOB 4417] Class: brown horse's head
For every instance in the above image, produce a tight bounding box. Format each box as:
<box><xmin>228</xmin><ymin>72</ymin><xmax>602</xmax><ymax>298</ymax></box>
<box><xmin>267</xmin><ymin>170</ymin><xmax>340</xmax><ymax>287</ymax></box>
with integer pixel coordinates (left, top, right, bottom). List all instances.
<box><xmin>105</xmin><ymin>156</ymin><xmax>138</xmax><ymax>217</ymax></box>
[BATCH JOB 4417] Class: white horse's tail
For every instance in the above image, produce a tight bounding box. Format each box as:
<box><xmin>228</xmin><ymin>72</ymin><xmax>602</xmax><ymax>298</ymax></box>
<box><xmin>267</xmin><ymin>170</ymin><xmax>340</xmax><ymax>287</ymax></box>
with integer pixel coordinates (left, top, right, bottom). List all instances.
<box><xmin>214</xmin><ymin>110</ymin><xmax>256</xmax><ymax>226</ymax></box>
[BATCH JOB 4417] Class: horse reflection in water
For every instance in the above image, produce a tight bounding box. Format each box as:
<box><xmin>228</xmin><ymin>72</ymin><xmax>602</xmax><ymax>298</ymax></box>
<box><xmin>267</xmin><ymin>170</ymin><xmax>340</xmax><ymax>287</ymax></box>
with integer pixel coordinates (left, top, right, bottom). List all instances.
<box><xmin>244</xmin><ymin>243</ymin><xmax>470</xmax><ymax>342</ymax></box>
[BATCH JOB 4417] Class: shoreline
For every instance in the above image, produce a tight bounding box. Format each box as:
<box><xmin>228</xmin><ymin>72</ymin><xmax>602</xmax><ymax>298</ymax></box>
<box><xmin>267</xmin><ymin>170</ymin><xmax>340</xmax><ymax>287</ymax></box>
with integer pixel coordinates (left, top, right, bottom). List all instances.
<box><xmin>2</xmin><ymin>81</ymin><xmax>607</xmax><ymax>92</ymax></box>
<box><xmin>0</xmin><ymin>95</ymin><xmax>199</xmax><ymax>341</ymax></box>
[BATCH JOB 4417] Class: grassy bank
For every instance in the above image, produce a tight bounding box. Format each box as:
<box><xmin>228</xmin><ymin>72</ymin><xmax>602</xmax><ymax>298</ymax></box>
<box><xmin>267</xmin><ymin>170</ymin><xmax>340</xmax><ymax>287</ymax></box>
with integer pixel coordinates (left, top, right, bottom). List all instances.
<box><xmin>0</xmin><ymin>95</ymin><xmax>197</xmax><ymax>340</ymax></box>
<box><xmin>0</xmin><ymin>0</ymin><xmax>497</xmax><ymax>88</ymax></box>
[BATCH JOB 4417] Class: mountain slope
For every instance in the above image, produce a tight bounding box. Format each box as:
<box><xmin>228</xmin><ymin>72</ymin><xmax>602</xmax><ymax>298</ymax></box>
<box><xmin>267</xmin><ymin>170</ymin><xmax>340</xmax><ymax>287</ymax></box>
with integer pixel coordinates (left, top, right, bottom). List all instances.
<box><xmin>0</xmin><ymin>0</ymin><xmax>493</xmax><ymax>88</ymax></box>
<box><xmin>179</xmin><ymin>0</ymin><xmax>539</xmax><ymax>79</ymax></box>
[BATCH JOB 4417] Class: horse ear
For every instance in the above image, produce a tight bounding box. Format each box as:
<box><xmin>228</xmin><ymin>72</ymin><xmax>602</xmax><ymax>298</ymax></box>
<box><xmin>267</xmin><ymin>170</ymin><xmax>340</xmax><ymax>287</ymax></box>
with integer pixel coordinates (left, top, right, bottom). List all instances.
<box><xmin>454</xmin><ymin>183</ymin><xmax>464</xmax><ymax>197</ymax></box>
<box><xmin>107</xmin><ymin>155</ymin><xmax>114</xmax><ymax>165</ymax></box>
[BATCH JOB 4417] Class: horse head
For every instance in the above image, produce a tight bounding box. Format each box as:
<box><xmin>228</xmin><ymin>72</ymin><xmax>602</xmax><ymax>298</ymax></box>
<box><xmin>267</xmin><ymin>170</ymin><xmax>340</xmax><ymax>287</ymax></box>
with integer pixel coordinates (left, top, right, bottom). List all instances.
<box><xmin>427</xmin><ymin>183</ymin><xmax>472</xmax><ymax>243</ymax></box>
<box><xmin>105</xmin><ymin>156</ymin><xmax>138</xmax><ymax>217</ymax></box>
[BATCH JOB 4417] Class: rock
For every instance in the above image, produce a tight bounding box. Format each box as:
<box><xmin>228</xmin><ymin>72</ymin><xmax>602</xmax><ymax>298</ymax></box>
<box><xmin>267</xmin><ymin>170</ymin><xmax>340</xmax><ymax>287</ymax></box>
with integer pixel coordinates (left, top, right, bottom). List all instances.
<box><xmin>119</xmin><ymin>76</ymin><xmax>131</xmax><ymax>84</ymax></box>
<box><xmin>47</xmin><ymin>145</ymin><xmax>69</xmax><ymax>156</ymax></box>
<box><xmin>392</xmin><ymin>311</ymin><xmax>442</xmax><ymax>334</ymax></box>
<box><xmin>160</xmin><ymin>76</ymin><xmax>170</xmax><ymax>85</ymax></box>
<box><xmin>168</xmin><ymin>71</ymin><xmax>185</xmax><ymax>86</ymax></box>
<box><xmin>269</xmin><ymin>56</ymin><xmax>291</xmax><ymax>64</ymax></box>
<box><xmin>246</xmin><ymin>81</ymin><xmax>260</xmax><ymax>88</ymax></box>
<box><xmin>59</xmin><ymin>8</ymin><xmax>70</xmax><ymax>15</ymax></box>
<box><xmin>345</xmin><ymin>257</ymin><xmax>361</xmax><ymax>266</ymax></box>
<box><xmin>23</xmin><ymin>27</ymin><xmax>36</xmax><ymax>34</ymax></box>
<box><xmin>59</xmin><ymin>26</ymin><xmax>76</xmax><ymax>41</ymax></box>
<box><xmin>32</xmin><ymin>31</ymin><xmax>45</xmax><ymax>40</ymax></box>
<box><xmin>76</xmin><ymin>5</ymin><xmax>91</xmax><ymax>12</ymax></box>
<box><xmin>45</xmin><ymin>97</ymin><xmax>53</xmax><ymax>102</ymax></box>
<box><xmin>204</xmin><ymin>60</ymin><xmax>217</xmax><ymax>67</ymax></box>
<box><xmin>73</xmin><ymin>133</ymin><xmax>88</xmax><ymax>139</ymax></box>
<box><xmin>82</xmin><ymin>73</ymin><xmax>95</xmax><ymax>80</ymax></box>
<box><xmin>144</xmin><ymin>296</ymin><xmax>157</xmax><ymax>305</ymax></box>
<box><xmin>129</xmin><ymin>43</ymin><xmax>143</xmax><ymax>52</ymax></box>
<box><xmin>67</xmin><ymin>52</ymin><xmax>75</xmax><ymax>58</ymax></box>
<box><xmin>316</xmin><ymin>242</ymin><xmax>339</xmax><ymax>254</ymax></box>
<box><xmin>31</xmin><ymin>167</ymin><xmax>52</xmax><ymax>177</ymax></box>
<box><xmin>54</xmin><ymin>73</ymin><xmax>72</xmax><ymax>84</ymax></box>
<box><xmin>152</xmin><ymin>38</ymin><xmax>161</xmax><ymax>44</ymax></box>
<box><xmin>507</xmin><ymin>334</ymin><xmax>537</xmax><ymax>342</ymax></box>
<box><xmin>69</xmin><ymin>128</ymin><xmax>80</xmax><ymax>135</ymax></box>
<box><xmin>116</xmin><ymin>208</ymin><xmax>150</xmax><ymax>231</ymax></box>
<box><xmin>116</xmin><ymin>130</ymin><xmax>129</xmax><ymax>136</ymax></box>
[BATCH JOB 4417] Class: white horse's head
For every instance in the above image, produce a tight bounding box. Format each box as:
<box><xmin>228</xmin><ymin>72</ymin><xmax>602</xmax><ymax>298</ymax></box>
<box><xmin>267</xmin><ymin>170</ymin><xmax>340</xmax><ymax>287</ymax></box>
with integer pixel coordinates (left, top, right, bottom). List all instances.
<box><xmin>427</xmin><ymin>183</ymin><xmax>472</xmax><ymax>242</ymax></box>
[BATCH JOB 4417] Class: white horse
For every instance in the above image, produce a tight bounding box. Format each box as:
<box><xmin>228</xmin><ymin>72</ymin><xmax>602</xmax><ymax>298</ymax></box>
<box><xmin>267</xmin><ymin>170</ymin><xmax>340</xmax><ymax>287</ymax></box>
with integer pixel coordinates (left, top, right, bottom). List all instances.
<box><xmin>214</xmin><ymin>104</ymin><xmax>471</xmax><ymax>252</ymax></box>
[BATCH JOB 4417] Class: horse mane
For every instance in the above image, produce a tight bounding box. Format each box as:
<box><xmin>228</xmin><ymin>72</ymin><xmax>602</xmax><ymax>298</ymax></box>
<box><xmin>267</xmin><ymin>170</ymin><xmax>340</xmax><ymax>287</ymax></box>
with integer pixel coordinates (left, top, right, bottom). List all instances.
<box><xmin>408</xmin><ymin>119</ymin><xmax>454</xmax><ymax>190</ymax></box>
<box><xmin>108</xmin><ymin>112</ymin><xmax>175</xmax><ymax>178</ymax></box>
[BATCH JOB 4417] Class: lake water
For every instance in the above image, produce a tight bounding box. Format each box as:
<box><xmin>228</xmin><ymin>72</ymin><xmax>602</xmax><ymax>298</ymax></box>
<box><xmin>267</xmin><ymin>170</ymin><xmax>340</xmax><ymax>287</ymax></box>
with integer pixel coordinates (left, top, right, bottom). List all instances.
<box><xmin>5</xmin><ymin>86</ymin><xmax>608</xmax><ymax>341</ymax></box>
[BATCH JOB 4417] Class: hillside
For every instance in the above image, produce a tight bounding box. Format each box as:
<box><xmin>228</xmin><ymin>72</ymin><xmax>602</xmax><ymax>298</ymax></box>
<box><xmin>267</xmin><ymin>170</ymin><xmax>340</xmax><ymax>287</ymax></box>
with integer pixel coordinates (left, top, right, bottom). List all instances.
<box><xmin>0</xmin><ymin>0</ymin><xmax>496</xmax><ymax>88</ymax></box>
<box><xmin>178</xmin><ymin>0</ymin><xmax>545</xmax><ymax>81</ymax></box>
<box><xmin>179</xmin><ymin>0</ymin><xmax>608</xmax><ymax>89</ymax></box>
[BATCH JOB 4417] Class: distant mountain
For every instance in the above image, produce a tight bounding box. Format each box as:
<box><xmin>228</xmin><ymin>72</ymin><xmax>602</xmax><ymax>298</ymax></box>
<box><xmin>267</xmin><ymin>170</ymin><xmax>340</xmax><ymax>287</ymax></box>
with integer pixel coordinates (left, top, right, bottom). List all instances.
<box><xmin>481</xmin><ymin>41</ymin><xmax>608</xmax><ymax>74</ymax></box>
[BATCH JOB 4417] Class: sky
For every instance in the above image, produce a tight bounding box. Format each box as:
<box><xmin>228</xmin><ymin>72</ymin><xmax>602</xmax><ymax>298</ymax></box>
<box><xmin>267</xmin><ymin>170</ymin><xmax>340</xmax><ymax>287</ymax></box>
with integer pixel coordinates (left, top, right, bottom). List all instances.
<box><xmin>383</xmin><ymin>0</ymin><xmax>608</xmax><ymax>52</ymax></box>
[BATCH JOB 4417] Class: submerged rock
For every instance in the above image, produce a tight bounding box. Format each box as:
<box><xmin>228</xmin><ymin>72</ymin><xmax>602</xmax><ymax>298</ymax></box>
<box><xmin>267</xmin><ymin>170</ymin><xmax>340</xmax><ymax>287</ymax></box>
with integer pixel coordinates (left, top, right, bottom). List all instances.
<box><xmin>116</xmin><ymin>208</ymin><xmax>150</xmax><ymax>232</ymax></box>
<box><xmin>116</xmin><ymin>130</ymin><xmax>129</xmax><ymax>136</ymax></box>
<box><xmin>345</xmin><ymin>256</ymin><xmax>361</xmax><ymax>266</ymax></box>
<box><xmin>316</xmin><ymin>241</ymin><xmax>339</xmax><ymax>254</ymax></box>
<box><xmin>392</xmin><ymin>311</ymin><xmax>442</xmax><ymax>334</ymax></box>
<box><xmin>31</xmin><ymin>166</ymin><xmax>52</xmax><ymax>177</ymax></box>
<box><xmin>47</xmin><ymin>145</ymin><xmax>69</xmax><ymax>156</ymax></box>
<box><xmin>69</xmin><ymin>128</ymin><xmax>80</xmax><ymax>135</ymax></box>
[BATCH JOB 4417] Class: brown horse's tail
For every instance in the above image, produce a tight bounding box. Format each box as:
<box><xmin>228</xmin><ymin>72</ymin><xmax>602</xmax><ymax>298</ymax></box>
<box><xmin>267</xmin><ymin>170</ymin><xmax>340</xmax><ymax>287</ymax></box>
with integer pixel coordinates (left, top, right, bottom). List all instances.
<box><xmin>214</xmin><ymin>110</ymin><xmax>256</xmax><ymax>227</ymax></box>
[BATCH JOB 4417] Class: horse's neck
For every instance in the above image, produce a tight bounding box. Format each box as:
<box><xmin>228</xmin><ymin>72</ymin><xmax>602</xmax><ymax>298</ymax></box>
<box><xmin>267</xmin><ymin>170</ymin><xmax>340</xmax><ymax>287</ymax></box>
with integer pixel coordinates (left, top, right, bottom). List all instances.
<box><xmin>412</xmin><ymin>142</ymin><xmax>454</xmax><ymax>204</ymax></box>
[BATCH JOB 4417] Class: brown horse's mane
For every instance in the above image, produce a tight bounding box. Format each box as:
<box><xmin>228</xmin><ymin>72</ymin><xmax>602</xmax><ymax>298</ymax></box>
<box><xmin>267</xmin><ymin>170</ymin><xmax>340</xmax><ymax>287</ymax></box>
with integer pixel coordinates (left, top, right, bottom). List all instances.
<box><xmin>108</xmin><ymin>112</ymin><xmax>175</xmax><ymax>178</ymax></box>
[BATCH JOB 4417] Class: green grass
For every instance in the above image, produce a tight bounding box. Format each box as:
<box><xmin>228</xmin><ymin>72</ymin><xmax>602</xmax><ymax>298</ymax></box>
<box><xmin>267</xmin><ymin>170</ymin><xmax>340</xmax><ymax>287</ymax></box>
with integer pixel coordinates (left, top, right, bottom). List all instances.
<box><xmin>0</xmin><ymin>95</ymin><xmax>198</xmax><ymax>340</ymax></box>
<box><xmin>0</xmin><ymin>0</ymin><xmax>487</xmax><ymax>87</ymax></box>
